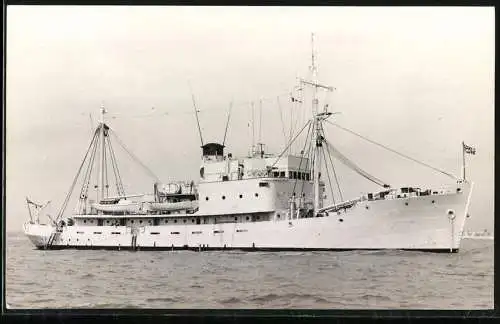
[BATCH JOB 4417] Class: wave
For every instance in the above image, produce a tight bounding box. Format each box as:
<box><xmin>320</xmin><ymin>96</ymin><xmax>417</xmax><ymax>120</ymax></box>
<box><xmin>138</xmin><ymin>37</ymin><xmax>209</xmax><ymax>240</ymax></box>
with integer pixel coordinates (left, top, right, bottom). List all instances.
<box><xmin>219</xmin><ymin>297</ymin><xmax>243</xmax><ymax>305</ymax></box>
<box><xmin>249</xmin><ymin>292</ymin><xmax>331</xmax><ymax>304</ymax></box>
<box><xmin>145</xmin><ymin>297</ymin><xmax>178</xmax><ymax>303</ymax></box>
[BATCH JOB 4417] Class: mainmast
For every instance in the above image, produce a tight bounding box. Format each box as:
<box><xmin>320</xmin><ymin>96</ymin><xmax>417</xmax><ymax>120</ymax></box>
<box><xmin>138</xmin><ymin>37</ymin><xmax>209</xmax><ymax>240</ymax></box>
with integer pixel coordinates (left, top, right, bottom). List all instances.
<box><xmin>300</xmin><ymin>33</ymin><xmax>335</xmax><ymax>216</ymax></box>
<box><xmin>311</xmin><ymin>33</ymin><xmax>321</xmax><ymax>216</ymax></box>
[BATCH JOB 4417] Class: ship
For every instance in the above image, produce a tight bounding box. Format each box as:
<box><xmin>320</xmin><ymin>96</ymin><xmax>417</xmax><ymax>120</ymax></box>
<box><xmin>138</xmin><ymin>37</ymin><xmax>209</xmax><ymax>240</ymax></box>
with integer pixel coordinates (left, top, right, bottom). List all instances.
<box><xmin>23</xmin><ymin>34</ymin><xmax>474</xmax><ymax>253</ymax></box>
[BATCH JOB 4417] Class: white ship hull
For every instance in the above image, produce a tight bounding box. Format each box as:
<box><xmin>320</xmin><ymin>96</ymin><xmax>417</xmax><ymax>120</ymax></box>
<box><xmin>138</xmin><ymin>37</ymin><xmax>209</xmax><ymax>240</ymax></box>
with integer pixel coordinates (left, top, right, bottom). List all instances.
<box><xmin>23</xmin><ymin>182</ymin><xmax>472</xmax><ymax>252</ymax></box>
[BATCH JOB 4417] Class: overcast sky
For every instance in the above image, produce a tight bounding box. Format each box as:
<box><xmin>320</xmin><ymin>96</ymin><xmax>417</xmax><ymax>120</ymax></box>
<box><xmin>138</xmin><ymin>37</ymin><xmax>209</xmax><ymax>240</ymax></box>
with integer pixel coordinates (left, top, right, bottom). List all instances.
<box><xmin>6</xmin><ymin>6</ymin><xmax>494</xmax><ymax>232</ymax></box>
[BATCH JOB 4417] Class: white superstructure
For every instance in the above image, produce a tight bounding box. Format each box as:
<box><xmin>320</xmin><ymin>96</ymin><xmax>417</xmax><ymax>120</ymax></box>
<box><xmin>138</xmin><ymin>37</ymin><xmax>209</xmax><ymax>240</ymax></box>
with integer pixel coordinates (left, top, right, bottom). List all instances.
<box><xmin>23</xmin><ymin>35</ymin><xmax>474</xmax><ymax>253</ymax></box>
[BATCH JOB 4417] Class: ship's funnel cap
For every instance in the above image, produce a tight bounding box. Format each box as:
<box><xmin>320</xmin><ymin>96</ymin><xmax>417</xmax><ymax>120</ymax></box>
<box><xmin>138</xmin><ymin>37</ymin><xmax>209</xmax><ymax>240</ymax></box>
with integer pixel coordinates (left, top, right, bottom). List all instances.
<box><xmin>202</xmin><ymin>143</ymin><xmax>225</xmax><ymax>156</ymax></box>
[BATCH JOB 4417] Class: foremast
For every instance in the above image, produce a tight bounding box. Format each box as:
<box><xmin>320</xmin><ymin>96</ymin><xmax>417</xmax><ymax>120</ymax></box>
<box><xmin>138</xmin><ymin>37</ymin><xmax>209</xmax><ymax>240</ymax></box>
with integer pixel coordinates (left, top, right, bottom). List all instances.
<box><xmin>97</xmin><ymin>104</ymin><xmax>107</xmax><ymax>210</ymax></box>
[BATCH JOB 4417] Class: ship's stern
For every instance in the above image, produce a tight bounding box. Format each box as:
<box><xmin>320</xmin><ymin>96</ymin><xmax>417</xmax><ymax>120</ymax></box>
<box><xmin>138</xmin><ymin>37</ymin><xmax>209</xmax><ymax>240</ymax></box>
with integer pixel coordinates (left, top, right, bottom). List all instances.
<box><xmin>23</xmin><ymin>222</ymin><xmax>54</xmax><ymax>249</ymax></box>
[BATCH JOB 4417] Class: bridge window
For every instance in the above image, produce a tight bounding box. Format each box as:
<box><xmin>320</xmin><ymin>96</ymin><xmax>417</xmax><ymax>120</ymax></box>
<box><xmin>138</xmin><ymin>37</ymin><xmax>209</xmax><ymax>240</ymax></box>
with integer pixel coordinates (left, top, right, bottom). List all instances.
<box><xmin>171</xmin><ymin>232</ymin><xmax>180</xmax><ymax>235</ymax></box>
<box><xmin>280</xmin><ymin>171</ymin><xmax>285</xmax><ymax>177</ymax></box>
<box><xmin>289</xmin><ymin>171</ymin><xmax>293</xmax><ymax>178</ymax></box>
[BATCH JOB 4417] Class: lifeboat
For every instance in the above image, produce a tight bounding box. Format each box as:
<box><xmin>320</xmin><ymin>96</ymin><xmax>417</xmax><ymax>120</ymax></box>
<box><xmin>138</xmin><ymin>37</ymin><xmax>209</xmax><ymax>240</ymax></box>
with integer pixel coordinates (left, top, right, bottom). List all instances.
<box><xmin>148</xmin><ymin>200</ymin><xmax>198</xmax><ymax>212</ymax></box>
<box><xmin>91</xmin><ymin>198</ymin><xmax>141</xmax><ymax>213</ymax></box>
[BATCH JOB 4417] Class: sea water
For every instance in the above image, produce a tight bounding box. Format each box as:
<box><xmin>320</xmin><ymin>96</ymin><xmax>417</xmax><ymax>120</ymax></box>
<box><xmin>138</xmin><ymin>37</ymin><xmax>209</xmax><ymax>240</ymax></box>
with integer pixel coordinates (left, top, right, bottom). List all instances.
<box><xmin>6</xmin><ymin>232</ymin><xmax>493</xmax><ymax>309</ymax></box>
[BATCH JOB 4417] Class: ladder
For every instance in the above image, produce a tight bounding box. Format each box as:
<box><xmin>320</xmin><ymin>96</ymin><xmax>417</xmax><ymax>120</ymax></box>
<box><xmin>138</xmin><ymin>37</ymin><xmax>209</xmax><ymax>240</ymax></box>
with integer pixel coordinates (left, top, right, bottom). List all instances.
<box><xmin>45</xmin><ymin>230</ymin><xmax>59</xmax><ymax>249</ymax></box>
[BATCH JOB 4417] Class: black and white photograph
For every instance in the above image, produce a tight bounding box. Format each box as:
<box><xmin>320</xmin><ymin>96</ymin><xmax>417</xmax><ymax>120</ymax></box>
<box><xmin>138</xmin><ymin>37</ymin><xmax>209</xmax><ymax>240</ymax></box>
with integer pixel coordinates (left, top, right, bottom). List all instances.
<box><xmin>5</xmin><ymin>6</ymin><xmax>494</xmax><ymax>309</ymax></box>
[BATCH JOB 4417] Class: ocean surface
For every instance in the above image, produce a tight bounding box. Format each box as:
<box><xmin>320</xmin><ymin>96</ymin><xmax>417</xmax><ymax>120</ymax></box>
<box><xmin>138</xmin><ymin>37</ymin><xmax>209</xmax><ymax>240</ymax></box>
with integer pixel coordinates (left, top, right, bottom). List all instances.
<box><xmin>6</xmin><ymin>231</ymin><xmax>493</xmax><ymax>309</ymax></box>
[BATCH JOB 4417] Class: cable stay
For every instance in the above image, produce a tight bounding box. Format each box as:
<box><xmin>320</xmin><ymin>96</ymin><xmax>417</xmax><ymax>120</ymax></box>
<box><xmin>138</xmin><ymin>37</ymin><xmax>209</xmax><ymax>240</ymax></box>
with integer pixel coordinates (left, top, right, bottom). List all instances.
<box><xmin>222</xmin><ymin>100</ymin><xmax>233</xmax><ymax>146</ymax></box>
<box><xmin>320</xmin><ymin>140</ymin><xmax>336</xmax><ymax>206</ymax></box>
<box><xmin>108</xmin><ymin>128</ymin><xmax>161</xmax><ymax>183</ymax></box>
<box><xmin>276</xmin><ymin>96</ymin><xmax>288</xmax><ymax>149</ymax></box>
<box><xmin>324</xmin><ymin>139</ymin><xmax>391</xmax><ymax>189</ymax></box>
<box><xmin>106</xmin><ymin>136</ymin><xmax>126</xmax><ymax>197</ymax></box>
<box><xmin>291</xmin><ymin>121</ymin><xmax>314</xmax><ymax>197</ymax></box>
<box><xmin>322</xmin><ymin>130</ymin><xmax>344</xmax><ymax>202</ymax></box>
<box><xmin>325</xmin><ymin>120</ymin><xmax>457</xmax><ymax>180</ymax></box>
<box><xmin>270</xmin><ymin>120</ymin><xmax>312</xmax><ymax>170</ymax></box>
<box><xmin>56</xmin><ymin>127</ymin><xmax>101</xmax><ymax>222</ymax></box>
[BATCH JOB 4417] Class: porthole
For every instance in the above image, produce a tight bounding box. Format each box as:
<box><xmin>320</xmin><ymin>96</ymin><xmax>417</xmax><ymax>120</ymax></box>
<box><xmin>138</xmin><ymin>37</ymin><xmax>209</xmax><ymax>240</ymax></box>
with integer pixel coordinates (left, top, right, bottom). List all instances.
<box><xmin>76</xmin><ymin>239</ymin><xmax>79</xmax><ymax>242</ymax></box>
<box><xmin>131</xmin><ymin>220</ymin><xmax>134</xmax><ymax>224</ymax></box>
<box><xmin>339</xmin><ymin>219</ymin><xmax>344</xmax><ymax>222</ymax></box>
<box><xmin>277</xmin><ymin>214</ymin><xmax>280</xmax><ymax>219</ymax></box>
<box><xmin>365</xmin><ymin>206</ymin><xmax>369</xmax><ymax>210</ymax></box>
<box><xmin>431</xmin><ymin>200</ymin><xmax>435</xmax><ymax>204</ymax></box>
<box><xmin>183</xmin><ymin>219</ymin><xmax>187</xmax><ymax>223</ymax></box>
<box><xmin>222</xmin><ymin>196</ymin><xmax>226</xmax><ymax>200</ymax></box>
<box><xmin>174</xmin><ymin>219</ymin><xmax>177</xmax><ymax>223</ymax></box>
<box><xmin>205</xmin><ymin>197</ymin><xmax>209</xmax><ymax>201</ymax></box>
<box><xmin>239</xmin><ymin>194</ymin><xmax>243</xmax><ymax>198</ymax></box>
<box><xmin>140</xmin><ymin>220</ymin><xmax>143</xmax><ymax>224</ymax></box>
<box><xmin>255</xmin><ymin>193</ymin><xmax>259</xmax><ymax>197</ymax></box>
<box><xmin>106</xmin><ymin>220</ymin><xmax>110</xmax><ymax>223</ymax></box>
<box><xmin>84</xmin><ymin>220</ymin><xmax>87</xmax><ymax>223</ymax></box>
<box><xmin>192</xmin><ymin>219</ymin><xmax>195</xmax><ymax>223</ymax></box>
<box><xmin>246</xmin><ymin>216</ymin><xmax>249</xmax><ymax>221</ymax></box>
<box><xmin>405</xmin><ymin>202</ymin><xmax>408</xmax><ymax>206</ymax></box>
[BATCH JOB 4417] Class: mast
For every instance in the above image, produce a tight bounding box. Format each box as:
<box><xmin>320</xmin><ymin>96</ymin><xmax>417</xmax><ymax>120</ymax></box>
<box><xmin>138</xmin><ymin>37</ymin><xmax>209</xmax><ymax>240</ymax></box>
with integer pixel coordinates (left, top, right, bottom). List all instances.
<box><xmin>251</xmin><ymin>101</ymin><xmax>255</xmax><ymax>155</ymax></box>
<box><xmin>311</xmin><ymin>33</ymin><xmax>321</xmax><ymax>216</ymax></box>
<box><xmin>299</xmin><ymin>33</ymin><xmax>335</xmax><ymax>216</ymax></box>
<box><xmin>98</xmin><ymin>104</ymin><xmax>106</xmax><ymax>205</ymax></box>
<box><xmin>462</xmin><ymin>141</ymin><xmax>466</xmax><ymax>181</ymax></box>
